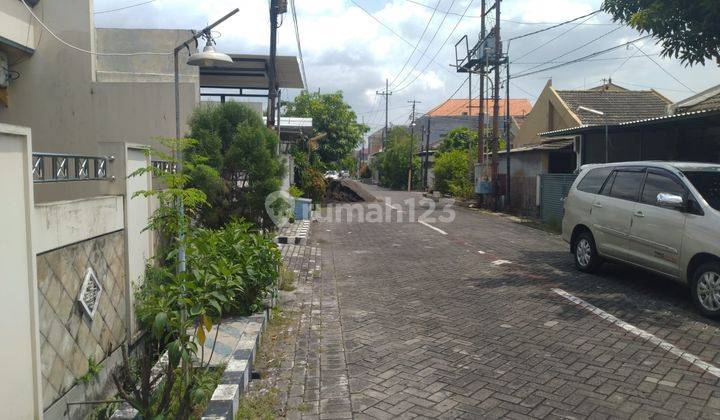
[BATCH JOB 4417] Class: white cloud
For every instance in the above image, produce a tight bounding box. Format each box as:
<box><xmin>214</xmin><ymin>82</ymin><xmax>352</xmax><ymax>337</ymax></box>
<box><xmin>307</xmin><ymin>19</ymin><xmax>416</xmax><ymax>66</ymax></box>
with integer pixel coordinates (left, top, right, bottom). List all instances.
<box><xmin>94</xmin><ymin>0</ymin><xmax>720</xmax><ymax>133</ymax></box>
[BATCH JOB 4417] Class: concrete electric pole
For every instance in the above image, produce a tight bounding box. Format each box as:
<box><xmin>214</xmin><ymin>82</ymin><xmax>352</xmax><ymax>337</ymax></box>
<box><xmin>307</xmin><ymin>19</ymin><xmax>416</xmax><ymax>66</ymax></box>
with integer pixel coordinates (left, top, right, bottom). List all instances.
<box><xmin>376</xmin><ymin>79</ymin><xmax>392</xmax><ymax>149</ymax></box>
<box><xmin>407</xmin><ymin>100</ymin><xmax>420</xmax><ymax>192</ymax></box>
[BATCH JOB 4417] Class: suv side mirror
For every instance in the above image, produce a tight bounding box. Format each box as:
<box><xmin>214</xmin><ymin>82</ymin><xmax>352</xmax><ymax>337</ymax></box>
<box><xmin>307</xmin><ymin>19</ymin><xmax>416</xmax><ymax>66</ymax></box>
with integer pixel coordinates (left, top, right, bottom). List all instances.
<box><xmin>657</xmin><ymin>192</ymin><xmax>684</xmax><ymax>209</ymax></box>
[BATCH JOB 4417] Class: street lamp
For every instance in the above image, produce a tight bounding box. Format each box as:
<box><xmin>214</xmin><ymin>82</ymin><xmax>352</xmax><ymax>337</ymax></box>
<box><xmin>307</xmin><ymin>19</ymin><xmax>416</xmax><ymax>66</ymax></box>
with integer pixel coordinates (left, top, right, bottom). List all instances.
<box><xmin>577</xmin><ymin>106</ymin><xmax>609</xmax><ymax>163</ymax></box>
<box><xmin>173</xmin><ymin>8</ymin><xmax>239</xmax><ymax>272</ymax></box>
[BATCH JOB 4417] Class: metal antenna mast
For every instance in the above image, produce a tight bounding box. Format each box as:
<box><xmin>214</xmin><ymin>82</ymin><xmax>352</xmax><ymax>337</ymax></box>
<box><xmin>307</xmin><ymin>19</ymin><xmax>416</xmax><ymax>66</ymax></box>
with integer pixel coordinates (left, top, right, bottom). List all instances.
<box><xmin>454</xmin><ymin>0</ymin><xmax>506</xmax><ymax>209</ymax></box>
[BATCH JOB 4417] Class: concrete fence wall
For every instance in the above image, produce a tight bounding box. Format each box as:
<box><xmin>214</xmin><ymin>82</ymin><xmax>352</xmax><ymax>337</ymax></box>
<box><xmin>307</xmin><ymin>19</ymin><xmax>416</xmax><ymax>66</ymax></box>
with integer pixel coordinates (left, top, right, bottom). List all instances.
<box><xmin>0</xmin><ymin>123</ymin><xmax>42</xmax><ymax>420</ymax></box>
<box><xmin>0</xmin><ymin>124</ymin><xmax>157</xmax><ymax>419</ymax></box>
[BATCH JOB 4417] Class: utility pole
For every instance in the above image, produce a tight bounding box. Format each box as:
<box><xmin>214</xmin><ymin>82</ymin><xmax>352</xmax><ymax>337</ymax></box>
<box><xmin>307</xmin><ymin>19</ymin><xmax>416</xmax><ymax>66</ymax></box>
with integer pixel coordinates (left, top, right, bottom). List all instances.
<box><xmin>424</xmin><ymin>118</ymin><xmax>431</xmax><ymax>190</ymax></box>
<box><xmin>455</xmin><ymin>0</ymin><xmax>504</xmax><ymax>208</ymax></box>
<box><xmin>504</xmin><ymin>59</ymin><xmax>511</xmax><ymax>209</ymax></box>
<box><xmin>491</xmin><ymin>2</ymin><xmax>502</xmax><ymax>210</ymax></box>
<box><xmin>376</xmin><ymin>79</ymin><xmax>392</xmax><ymax>149</ymax></box>
<box><xmin>407</xmin><ymin>100</ymin><xmax>420</xmax><ymax>192</ymax></box>
<box><xmin>268</xmin><ymin>0</ymin><xmax>287</xmax><ymax>129</ymax></box>
<box><xmin>478</xmin><ymin>0</ymin><xmax>486</xmax><ymax>165</ymax></box>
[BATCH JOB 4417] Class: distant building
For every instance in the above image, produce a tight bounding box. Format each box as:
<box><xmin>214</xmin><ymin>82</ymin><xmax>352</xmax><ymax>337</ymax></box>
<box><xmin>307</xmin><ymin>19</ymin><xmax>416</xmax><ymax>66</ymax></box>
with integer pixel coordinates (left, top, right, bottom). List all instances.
<box><xmin>416</xmin><ymin>98</ymin><xmax>532</xmax><ymax>150</ymax></box>
<box><xmin>513</xmin><ymin>79</ymin><xmax>671</xmax><ymax>147</ymax></box>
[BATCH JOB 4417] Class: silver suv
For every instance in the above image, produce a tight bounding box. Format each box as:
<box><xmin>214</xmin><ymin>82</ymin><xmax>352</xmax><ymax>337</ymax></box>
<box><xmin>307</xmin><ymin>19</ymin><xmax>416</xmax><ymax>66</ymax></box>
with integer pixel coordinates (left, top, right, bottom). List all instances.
<box><xmin>562</xmin><ymin>162</ymin><xmax>720</xmax><ymax>318</ymax></box>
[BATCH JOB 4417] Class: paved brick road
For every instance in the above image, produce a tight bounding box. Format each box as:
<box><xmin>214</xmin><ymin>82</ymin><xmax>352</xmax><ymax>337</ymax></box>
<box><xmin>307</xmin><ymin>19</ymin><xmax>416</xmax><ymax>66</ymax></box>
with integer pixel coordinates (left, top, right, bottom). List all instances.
<box><xmin>282</xmin><ymin>185</ymin><xmax>720</xmax><ymax>419</ymax></box>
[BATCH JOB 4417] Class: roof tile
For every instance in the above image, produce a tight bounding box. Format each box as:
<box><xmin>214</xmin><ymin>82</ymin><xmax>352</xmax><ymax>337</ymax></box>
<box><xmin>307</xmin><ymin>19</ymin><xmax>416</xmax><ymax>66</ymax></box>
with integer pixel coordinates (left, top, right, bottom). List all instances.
<box><xmin>427</xmin><ymin>98</ymin><xmax>532</xmax><ymax>117</ymax></box>
<box><xmin>556</xmin><ymin>90</ymin><xmax>670</xmax><ymax>125</ymax></box>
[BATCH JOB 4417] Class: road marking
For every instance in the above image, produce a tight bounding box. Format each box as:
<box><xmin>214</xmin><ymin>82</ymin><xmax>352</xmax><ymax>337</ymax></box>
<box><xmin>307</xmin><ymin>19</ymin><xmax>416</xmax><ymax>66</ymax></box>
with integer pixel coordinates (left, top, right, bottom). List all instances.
<box><xmin>553</xmin><ymin>288</ymin><xmax>720</xmax><ymax>379</ymax></box>
<box><xmin>418</xmin><ymin>220</ymin><xmax>447</xmax><ymax>235</ymax></box>
<box><xmin>385</xmin><ymin>202</ymin><xmax>404</xmax><ymax>212</ymax></box>
<box><xmin>491</xmin><ymin>260</ymin><xmax>512</xmax><ymax>266</ymax></box>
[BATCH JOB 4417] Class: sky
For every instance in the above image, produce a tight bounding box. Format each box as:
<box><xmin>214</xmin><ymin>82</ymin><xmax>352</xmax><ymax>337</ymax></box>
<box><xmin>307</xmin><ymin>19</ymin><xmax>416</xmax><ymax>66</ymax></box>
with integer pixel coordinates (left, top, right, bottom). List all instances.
<box><xmin>94</xmin><ymin>0</ymin><xmax>720</xmax><ymax>140</ymax></box>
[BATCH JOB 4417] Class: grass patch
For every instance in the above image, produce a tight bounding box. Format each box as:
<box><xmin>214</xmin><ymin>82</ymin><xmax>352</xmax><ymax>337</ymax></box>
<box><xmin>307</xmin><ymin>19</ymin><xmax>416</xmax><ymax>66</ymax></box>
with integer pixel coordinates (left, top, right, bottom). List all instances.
<box><xmin>236</xmin><ymin>388</ymin><xmax>279</xmax><ymax>420</ymax></box>
<box><xmin>236</xmin><ymin>306</ymin><xmax>299</xmax><ymax>419</ymax></box>
<box><xmin>278</xmin><ymin>268</ymin><xmax>296</xmax><ymax>292</ymax></box>
<box><xmin>518</xmin><ymin>218</ymin><xmax>562</xmax><ymax>235</ymax></box>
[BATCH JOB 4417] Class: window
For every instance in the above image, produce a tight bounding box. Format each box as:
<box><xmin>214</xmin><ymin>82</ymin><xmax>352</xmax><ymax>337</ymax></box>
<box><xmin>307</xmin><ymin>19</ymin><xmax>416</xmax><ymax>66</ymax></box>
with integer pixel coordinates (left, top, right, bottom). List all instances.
<box><xmin>608</xmin><ymin>170</ymin><xmax>644</xmax><ymax>201</ymax></box>
<box><xmin>577</xmin><ymin>167</ymin><xmax>613</xmax><ymax>194</ymax></box>
<box><xmin>684</xmin><ymin>170</ymin><xmax>720</xmax><ymax>211</ymax></box>
<box><xmin>641</xmin><ymin>172</ymin><xmax>685</xmax><ymax>205</ymax></box>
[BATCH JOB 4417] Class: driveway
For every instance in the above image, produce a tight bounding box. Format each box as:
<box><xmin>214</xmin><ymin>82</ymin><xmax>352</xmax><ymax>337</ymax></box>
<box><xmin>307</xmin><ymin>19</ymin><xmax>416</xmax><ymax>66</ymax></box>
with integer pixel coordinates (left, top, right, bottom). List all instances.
<box><xmin>284</xmin><ymin>184</ymin><xmax>720</xmax><ymax>419</ymax></box>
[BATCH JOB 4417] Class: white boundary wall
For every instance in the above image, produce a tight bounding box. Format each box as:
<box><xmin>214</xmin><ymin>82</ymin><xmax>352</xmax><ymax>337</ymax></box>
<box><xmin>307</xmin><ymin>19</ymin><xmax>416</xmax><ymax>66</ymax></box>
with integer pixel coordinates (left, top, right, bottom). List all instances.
<box><xmin>0</xmin><ymin>123</ymin><xmax>42</xmax><ymax>419</ymax></box>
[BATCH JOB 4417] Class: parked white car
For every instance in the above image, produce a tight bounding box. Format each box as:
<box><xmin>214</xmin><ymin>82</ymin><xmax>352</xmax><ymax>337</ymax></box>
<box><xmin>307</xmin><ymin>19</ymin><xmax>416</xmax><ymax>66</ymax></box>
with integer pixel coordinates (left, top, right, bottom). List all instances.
<box><xmin>562</xmin><ymin>162</ymin><xmax>720</xmax><ymax>318</ymax></box>
<box><xmin>324</xmin><ymin>170</ymin><xmax>340</xmax><ymax>181</ymax></box>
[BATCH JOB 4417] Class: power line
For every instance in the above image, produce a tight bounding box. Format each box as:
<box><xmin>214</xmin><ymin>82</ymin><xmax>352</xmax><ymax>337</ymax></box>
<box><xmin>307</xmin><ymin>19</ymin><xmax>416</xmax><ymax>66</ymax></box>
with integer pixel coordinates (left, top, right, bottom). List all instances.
<box><xmin>289</xmin><ymin>0</ymin><xmax>309</xmax><ymax>91</ymax></box>
<box><xmin>631</xmin><ymin>42</ymin><xmax>697</xmax><ymax>94</ymax></box>
<box><xmin>22</xmin><ymin>0</ymin><xmax>169</xmax><ymax>56</ymax></box>
<box><xmin>511</xmin><ymin>11</ymin><xmax>599</xmax><ymax>64</ymax></box>
<box><xmin>404</xmin><ymin>0</ymin><xmax>615</xmax><ymax>25</ymax></box>
<box><xmin>513</xmin><ymin>53</ymin><xmax>660</xmax><ymax>65</ymax></box>
<box><xmin>511</xmin><ymin>35</ymin><xmax>652</xmax><ymax>79</ymax></box>
<box><xmin>94</xmin><ymin>0</ymin><xmax>156</xmax><ymax>14</ymax></box>
<box><xmin>516</xmin><ymin>25</ymin><xmax>623</xmax><ymax>75</ymax></box>
<box><xmin>394</xmin><ymin>0</ymin><xmax>476</xmax><ymax>93</ymax></box>
<box><xmin>611</xmin><ymin>80</ymin><xmax>696</xmax><ymax>93</ymax></box>
<box><xmin>389</xmin><ymin>0</ymin><xmax>459</xmax><ymax>90</ymax></box>
<box><xmin>508</xmin><ymin>10</ymin><xmax>601</xmax><ymax>41</ymax></box>
<box><xmin>348</xmin><ymin>0</ymin><xmax>452</xmax><ymax>78</ymax></box>
<box><xmin>388</xmin><ymin>0</ymin><xmax>443</xmax><ymax>87</ymax></box>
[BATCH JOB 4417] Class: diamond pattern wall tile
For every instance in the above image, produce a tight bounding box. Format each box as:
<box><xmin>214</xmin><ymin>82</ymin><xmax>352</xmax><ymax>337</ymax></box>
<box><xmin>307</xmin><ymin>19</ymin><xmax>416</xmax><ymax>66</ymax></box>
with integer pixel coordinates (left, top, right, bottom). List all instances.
<box><xmin>37</xmin><ymin>231</ymin><xmax>128</xmax><ymax>409</ymax></box>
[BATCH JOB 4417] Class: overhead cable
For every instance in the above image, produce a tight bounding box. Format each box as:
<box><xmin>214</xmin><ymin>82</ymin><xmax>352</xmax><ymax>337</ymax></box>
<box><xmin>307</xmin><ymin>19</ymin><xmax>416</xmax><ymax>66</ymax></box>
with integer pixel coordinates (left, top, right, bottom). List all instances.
<box><xmin>22</xmin><ymin>0</ymin><xmax>170</xmax><ymax>56</ymax></box>
<box><xmin>511</xmin><ymin>35</ymin><xmax>652</xmax><ymax>79</ymax></box>
<box><xmin>289</xmin><ymin>0</ymin><xmax>309</xmax><ymax>91</ymax></box>
<box><xmin>388</xmin><ymin>0</ymin><xmax>443</xmax><ymax>87</ymax></box>
<box><xmin>94</xmin><ymin>0</ymin><xmax>156</xmax><ymax>14</ymax></box>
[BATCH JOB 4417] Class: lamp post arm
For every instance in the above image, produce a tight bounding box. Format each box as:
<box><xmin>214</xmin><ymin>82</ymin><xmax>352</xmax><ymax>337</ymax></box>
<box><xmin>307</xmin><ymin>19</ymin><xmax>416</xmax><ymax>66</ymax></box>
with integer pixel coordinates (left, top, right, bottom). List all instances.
<box><xmin>174</xmin><ymin>8</ymin><xmax>240</xmax><ymax>53</ymax></box>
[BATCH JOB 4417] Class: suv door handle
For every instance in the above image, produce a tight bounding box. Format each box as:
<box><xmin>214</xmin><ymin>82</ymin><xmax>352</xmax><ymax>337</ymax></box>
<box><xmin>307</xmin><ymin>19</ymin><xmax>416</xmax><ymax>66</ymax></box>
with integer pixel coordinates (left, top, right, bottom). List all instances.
<box><xmin>592</xmin><ymin>202</ymin><xmax>603</xmax><ymax>208</ymax></box>
<box><xmin>634</xmin><ymin>210</ymin><xmax>645</xmax><ymax>218</ymax></box>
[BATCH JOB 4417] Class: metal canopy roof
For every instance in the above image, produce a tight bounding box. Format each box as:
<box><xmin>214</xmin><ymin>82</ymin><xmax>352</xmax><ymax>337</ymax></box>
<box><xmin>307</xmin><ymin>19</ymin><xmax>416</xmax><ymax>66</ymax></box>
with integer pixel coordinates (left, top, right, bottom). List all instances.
<box><xmin>199</xmin><ymin>54</ymin><xmax>304</xmax><ymax>89</ymax></box>
<box><xmin>539</xmin><ymin>108</ymin><xmax>720</xmax><ymax>138</ymax></box>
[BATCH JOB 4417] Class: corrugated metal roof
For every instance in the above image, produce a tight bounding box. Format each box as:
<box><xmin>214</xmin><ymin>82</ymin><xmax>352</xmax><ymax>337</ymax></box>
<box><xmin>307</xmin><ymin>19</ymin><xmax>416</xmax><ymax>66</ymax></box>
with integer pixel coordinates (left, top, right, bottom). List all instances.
<box><xmin>500</xmin><ymin>139</ymin><xmax>574</xmax><ymax>154</ymax></box>
<box><xmin>540</xmin><ymin>108</ymin><xmax>720</xmax><ymax>137</ymax></box>
<box><xmin>200</xmin><ymin>54</ymin><xmax>304</xmax><ymax>89</ymax></box>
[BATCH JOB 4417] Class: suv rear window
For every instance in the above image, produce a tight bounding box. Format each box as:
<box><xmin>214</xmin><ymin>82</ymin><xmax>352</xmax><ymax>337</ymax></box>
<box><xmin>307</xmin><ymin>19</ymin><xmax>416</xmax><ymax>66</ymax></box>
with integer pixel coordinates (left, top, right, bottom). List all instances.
<box><xmin>609</xmin><ymin>171</ymin><xmax>645</xmax><ymax>201</ymax></box>
<box><xmin>576</xmin><ymin>167</ymin><xmax>613</xmax><ymax>194</ymax></box>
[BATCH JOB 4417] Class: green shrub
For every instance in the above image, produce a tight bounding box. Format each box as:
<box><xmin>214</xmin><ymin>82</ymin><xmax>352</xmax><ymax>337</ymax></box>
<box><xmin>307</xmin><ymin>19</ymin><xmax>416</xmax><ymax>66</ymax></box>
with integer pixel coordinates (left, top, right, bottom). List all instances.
<box><xmin>288</xmin><ymin>185</ymin><xmax>305</xmax><ymax>198</ymax></box>
<box><xmin>434</xmin><ymin>149</ymin><xmax>473</xmax><ymax>197</ymax></box>
<box><xmin>186</xmin><ymin>102</ymin><xmax>285</xmax><ymax>229</ymax></box>
<box><xmin>299</xmin><ymin>167</ymin><xmax>327</xmax><ymax>203</ymax></box>
<box><xmin>185</xmin><ymin>219</ymin><xmax>281</xmax><ymax>315</ymax></box>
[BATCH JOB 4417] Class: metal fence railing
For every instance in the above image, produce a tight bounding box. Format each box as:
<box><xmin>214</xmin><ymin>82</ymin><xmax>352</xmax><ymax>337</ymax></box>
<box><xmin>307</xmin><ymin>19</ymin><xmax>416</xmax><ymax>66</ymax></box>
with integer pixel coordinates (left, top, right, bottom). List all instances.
<box><xmin>32</xmin><ymin>153</ymin><xmax>113</xmax><ymax>183</ymax></box>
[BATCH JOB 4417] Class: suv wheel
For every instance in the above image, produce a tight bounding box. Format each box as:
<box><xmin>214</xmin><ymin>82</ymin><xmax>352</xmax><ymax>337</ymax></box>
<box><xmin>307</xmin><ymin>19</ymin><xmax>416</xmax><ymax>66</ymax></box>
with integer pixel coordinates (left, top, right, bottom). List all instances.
<box><xmin>691</xmin><ymin>262</ymin><xmax>720</xmax><ymax>319</ymax></box>
<box><xmin>574</xmin><ymin>231</ymin><xmax>602</xmax><ymax>273</ymax></box>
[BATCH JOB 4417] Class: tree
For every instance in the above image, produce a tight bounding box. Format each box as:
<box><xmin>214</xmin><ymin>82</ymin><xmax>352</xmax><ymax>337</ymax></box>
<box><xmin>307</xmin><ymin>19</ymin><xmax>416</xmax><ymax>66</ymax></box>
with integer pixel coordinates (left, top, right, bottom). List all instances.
<box><xmin>438</xmin><ymin>126</ymin><xmax>478</xmax><ymax>154</ymax></box>
<box><xmin>434</xmin><ymin>149</ymin><xmax>473</xmax><ymax>198</ymax></box>
<box><xmin>603</xmin><ymin>0</ymin><xmax>720</xmax><ymax>66</ymax></box>
<box><xmin>373</xmin><ymin>126</ymin><xmax>421</xmax><ymax>190</ymax></box>
<box><xmin>284</xmin><ymin>91</ymin><xmax>368</xmax><ymax>164</ymax></box>
<box><xmin>186</xmin><ymin>102</ymin><xmax>284</xmax><ymax>229</ymax></box>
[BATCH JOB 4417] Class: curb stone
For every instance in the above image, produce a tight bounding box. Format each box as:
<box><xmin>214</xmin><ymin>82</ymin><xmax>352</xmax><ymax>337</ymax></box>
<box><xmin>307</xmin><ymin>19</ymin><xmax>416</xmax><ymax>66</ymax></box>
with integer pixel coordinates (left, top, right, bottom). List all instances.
<box><xmin>200</xmin><ymin>310</ymin><xmax>268</xmax><ymax>420</ymax></box>
<box><xmin>275</xmin><ymin>220</ymin><xmax>310</xmax><ymax>245</ymax></box>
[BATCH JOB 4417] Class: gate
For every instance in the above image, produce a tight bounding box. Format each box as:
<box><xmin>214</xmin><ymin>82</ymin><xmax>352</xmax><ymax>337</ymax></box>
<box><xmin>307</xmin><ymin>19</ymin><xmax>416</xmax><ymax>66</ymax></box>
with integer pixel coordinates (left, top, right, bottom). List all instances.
<box><xmin>539</xmin><ymin>173</ymin><xmax>577</xmax><ymax>223</ymax></box>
